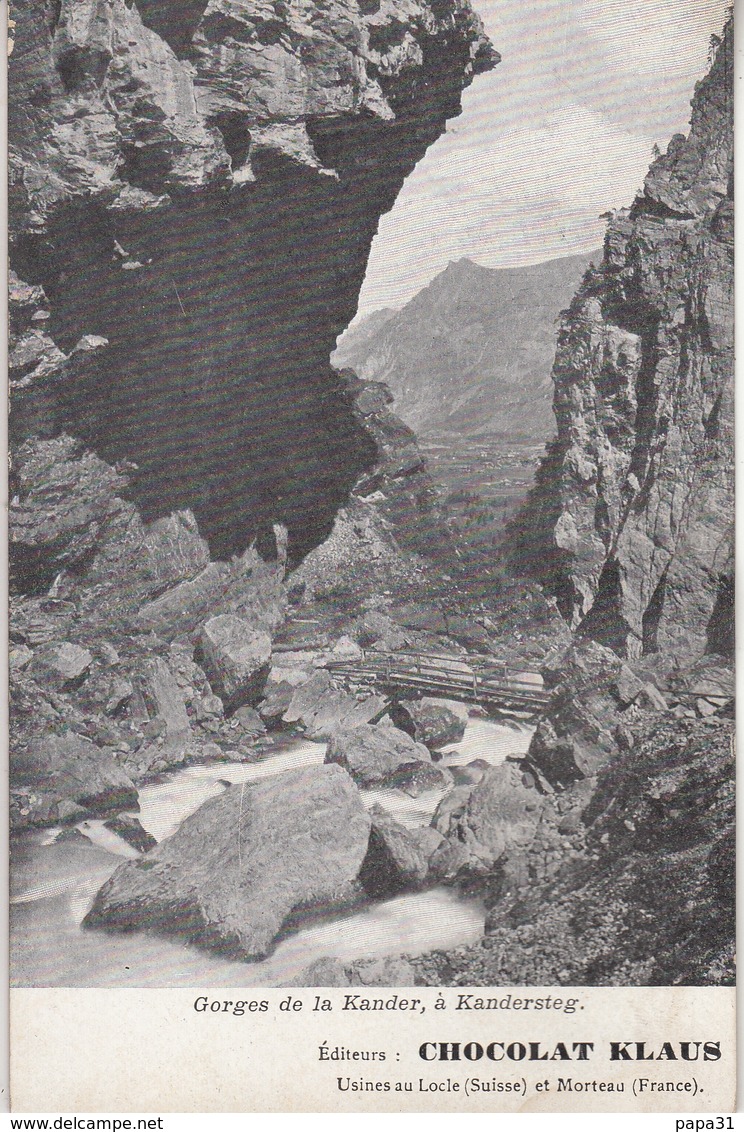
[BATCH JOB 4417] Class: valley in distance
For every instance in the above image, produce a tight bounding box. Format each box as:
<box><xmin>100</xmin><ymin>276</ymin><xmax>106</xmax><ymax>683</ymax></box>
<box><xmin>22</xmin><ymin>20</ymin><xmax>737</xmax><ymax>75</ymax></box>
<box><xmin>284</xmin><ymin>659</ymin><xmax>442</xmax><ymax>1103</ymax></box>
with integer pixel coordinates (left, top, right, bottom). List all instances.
<box><xmin>334</xmin><ymin>251</ymin><xmax>599</xmax><ymax>560</ymax></box>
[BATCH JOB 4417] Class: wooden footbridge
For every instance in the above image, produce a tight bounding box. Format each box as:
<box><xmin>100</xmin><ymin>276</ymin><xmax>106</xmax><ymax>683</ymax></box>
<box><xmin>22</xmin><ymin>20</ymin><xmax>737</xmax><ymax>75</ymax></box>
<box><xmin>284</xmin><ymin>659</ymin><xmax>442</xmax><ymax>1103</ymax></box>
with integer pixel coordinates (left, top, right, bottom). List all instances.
<box><xmin>323</xmin><ymin>650</ymin><xmax>550</xmax><ymax>718</ymax></box>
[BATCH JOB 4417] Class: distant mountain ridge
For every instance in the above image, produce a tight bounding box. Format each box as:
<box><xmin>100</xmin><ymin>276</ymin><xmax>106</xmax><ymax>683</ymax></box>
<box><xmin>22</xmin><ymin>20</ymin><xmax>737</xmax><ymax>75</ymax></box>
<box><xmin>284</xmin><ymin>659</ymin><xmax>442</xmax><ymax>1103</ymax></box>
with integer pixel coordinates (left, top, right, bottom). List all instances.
<box><xmin>334</xmin><ymin>252</ymin><xmax>599</xmax><ymax>439</ymax></box>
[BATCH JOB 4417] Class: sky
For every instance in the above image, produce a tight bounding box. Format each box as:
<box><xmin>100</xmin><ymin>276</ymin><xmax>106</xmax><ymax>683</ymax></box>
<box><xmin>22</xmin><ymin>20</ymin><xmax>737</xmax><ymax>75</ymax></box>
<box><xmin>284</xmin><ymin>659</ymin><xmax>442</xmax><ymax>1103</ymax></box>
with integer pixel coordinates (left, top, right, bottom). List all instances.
<box><xmin>352</xmin><ymin>0</ymin><xmax>729</xmax><ymax>322</ymax></box>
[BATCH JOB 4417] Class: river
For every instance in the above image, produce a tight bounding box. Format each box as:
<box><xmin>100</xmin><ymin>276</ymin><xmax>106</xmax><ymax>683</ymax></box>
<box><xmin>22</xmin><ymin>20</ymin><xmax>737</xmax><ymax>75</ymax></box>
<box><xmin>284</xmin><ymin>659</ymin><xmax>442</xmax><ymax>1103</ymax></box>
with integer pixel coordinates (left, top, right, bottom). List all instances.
<box><xmin>10</xmin><ymin>712</ymin><xmax>533</xmax><ymax>987</ymax></box>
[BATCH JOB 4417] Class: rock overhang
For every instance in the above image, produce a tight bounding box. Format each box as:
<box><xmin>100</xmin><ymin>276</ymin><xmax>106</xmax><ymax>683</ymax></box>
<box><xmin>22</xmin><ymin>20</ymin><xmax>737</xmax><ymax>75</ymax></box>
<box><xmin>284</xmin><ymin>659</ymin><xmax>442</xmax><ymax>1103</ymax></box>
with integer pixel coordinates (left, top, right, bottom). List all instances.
<box><xmin>9</xmin><ymin>0</ymin><xmax>497</xmax><ymax>566</ymax></box>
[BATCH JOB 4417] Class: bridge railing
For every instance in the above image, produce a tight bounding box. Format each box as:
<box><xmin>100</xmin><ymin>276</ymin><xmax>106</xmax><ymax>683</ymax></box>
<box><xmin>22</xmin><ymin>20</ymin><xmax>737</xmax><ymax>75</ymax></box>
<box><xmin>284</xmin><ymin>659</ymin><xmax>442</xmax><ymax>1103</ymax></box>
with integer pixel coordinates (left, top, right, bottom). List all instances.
<box><xmin>325</xmin><ymin>650</ymin><xmax>543</xmax><ymax>684</ymax></box>
<box><xmin>323</xmin><ymin>650</ymin><xmax>550</xmax><ymax>710</ymax></box>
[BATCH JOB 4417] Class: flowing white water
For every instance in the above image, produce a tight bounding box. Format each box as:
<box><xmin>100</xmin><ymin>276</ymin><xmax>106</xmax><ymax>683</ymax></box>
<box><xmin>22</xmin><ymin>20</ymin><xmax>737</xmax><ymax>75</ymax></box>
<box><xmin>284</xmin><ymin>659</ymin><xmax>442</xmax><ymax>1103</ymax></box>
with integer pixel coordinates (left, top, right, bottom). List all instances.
<box><xmin>10</xmin><ymin>715</ymin><xmax>533</xmax><ymax>988</ymax></box>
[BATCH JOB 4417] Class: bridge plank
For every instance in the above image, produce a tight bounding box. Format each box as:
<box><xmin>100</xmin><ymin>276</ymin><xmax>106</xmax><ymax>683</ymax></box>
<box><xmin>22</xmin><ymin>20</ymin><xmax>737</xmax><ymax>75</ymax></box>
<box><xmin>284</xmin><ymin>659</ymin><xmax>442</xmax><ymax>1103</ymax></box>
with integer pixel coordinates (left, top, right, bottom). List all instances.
<box><xmin>321</xmin><ymin>648</ymin><xmax>549</xmax><ymax>720</ymax></box>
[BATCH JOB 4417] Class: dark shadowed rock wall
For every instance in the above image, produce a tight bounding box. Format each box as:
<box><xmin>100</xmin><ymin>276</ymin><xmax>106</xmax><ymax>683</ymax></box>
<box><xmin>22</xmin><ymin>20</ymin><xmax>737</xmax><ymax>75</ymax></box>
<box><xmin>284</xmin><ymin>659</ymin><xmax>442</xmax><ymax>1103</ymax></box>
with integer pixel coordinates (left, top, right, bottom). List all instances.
<box><xmin>9</xmin><ymin>0</ymin><xmax>495</xmax><ymax>565</ymax></box>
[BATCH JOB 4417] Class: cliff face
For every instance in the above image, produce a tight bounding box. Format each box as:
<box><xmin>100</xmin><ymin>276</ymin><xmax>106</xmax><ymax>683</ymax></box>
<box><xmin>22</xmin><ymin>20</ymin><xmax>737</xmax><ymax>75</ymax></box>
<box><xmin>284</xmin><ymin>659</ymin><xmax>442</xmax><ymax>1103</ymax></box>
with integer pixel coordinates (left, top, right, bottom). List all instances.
<box><xmin>9</xmin><ymin>0</ymin><xmax>494</xmax><ymax>565</ymax></box>
<box><xmin>512</xmin><ymin>21</ymin><xmax>733</xmax><ymax>663</ymax></box>
<box><xmin>334</xmin><ymin>252</ymin><xmax>597</xmax><ymax>440</ymax></box>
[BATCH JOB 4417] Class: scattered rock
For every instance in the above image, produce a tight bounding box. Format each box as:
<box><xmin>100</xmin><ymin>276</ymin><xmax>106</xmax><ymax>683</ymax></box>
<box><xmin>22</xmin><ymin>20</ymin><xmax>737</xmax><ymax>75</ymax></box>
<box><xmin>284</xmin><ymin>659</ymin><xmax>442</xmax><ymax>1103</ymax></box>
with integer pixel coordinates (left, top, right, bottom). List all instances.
<box><xmin>707</xmin><ymin>829</ymin><xmax>735</xmax><ymax>906</ymax></box>
<box><xmin>104</xmin><ymin>679</ymin><xmax>135</xmax><ymax>716</ymax></box>
<box><xmin>299</xmin><ymin>955</ymin><xmax>416</xmax><ymax>987</ymax></box>
<box><xmin>197</xmin><ymin>615</ymin><xmax>272</xmax><ymax>713</ymax></box>
<box><xmin>450</xmin><ymin>758</ymin><xmax>492</xmax><ymax>787</ymax></box>
<box><xmin>410</xmin><ymin>826</ymin><xmax>446</xmax><ymax>861</ymax></box>
<box><xmin>57</xmin><ymin>798</ymin><xmax>89</xmax><ymax>823</ymax></box>
<box><xmin>141</xmin><ymin>511</ymin><xmax>211</xmax><ymax>590</ymax></box>
<box><xmin>388</xmin><ymin>761</ymin><xmax>453</xmax><ymax>797</ymax></box>
<box><xmin>331</xmin><ymin>636</ymin><xmax>364</xmax><ymax>662</ymax></box>
<box><xmin>431</xmin><ymin>785</ymin><xmax>474</xmax><ymax>834</ymax></box>
<box><xmin>392</xmin><ymin>697</ymin><xmax>466</xmax><ymax>750</ymax></box>
<box><xmin>613</xmin><ymin>723</ymin><xmax>634</xmax><ymax>751</ymax></box>
<box><xmin>11</xmin><ymin>733</ymin><xmax>138</xmax><ymax>824</ymax></box>
<box><xmin>232</xmin><ymin>705</ymin><xmax>266</xmax><ymax>737</ymax></box>
<box><xmin>281</xmin><ymin>671</ymin><xmax>333</xmax><ymax>723</ymax></box>
<box><xmin>9</xmin><ymin>645</ymin><xmax>33</xmax><ymax>672</ymax></box>
<box><xmin>141</xmin><ymin>658</ymin><xmax>190</xmax><ymax>741</ymax></box>
<box><xmin>352</xmin><ymin>611</ymin><xmax>408</xmax><ymax>652</ymax></box>
<box><xmin>429</xmin><ymin>838</ymin><xmax>479</xmax><ymax>882</ymax></box>
<box><xmin>258</xmin><ymin>680</ymin><xmax>296</xmax><ymax>725</ymax></box>
<box><xmin>268</xmin><ymin>653</ymin><xmax>315</xmax><ymax>687</ymax></box>
<box><xmin>670</xmin><ymin>659</ymin><xmax>734</xmax><ymax>702</ymax></box>
<box><xmin>195</xmin><ymin>742</ymin><xmax>226</xmax><ymax>763</ymax></box>
<box><xmin>612</xmin><ymin>665</ymin><xmax>645</xmax><ymax>706</ymax></box>
<box><xmin>29</xmin><ymin>642</ymin><xmax>93</xmax><ymax>691</ymax></box>
<box><xmin>99</xmin><ymin>642</ymin><xmax>120</xmax><ymax>667</ymax></box>
<box><xmin>557</xmin><ymin>809</ymin><xmax>583</xmax><ymax>835</ymax></box>
<box><xmin>54</xmin><ymin>827</ymin><xmax>91</xmax><ymax>845</ymax></box>
<box><xmin>283</xmin><ymin>670</ymin><xmax>386</xmax><ymax>739</ymax></box>
<box><xmin>136</xmin><ymin>564</ymin><xmax>230</xmax><ymax>640</ymax></box>
<box><xmin>418</xmin><ymin>713</ymin><xmax>734</xmax><ymax>987</ymax></box>
<box><xmin>194</xmin><ymin>693</ymin><xmax>224</xmax><ymax>722</ymax></box>
<box><xmin>9</xmin><ymin>437</ymin><xmax>132</xmax><ymax>595</ymax></box>
<box><xmin>528</xmin><ymin>640</ymin><xmax>630</xmax><ymax>787</ymax></box>
<box><xmin>142</xmin><ymin>718</ymin><xmax>167</xmax><ymax>739</ymax></box>
<box><xmin>638</xmin><ymin>683</ymin><xmax>668</xmax><ymax>712</ymax></box>
<box><xmin>297</xmin><ymin>957</ymin><xmax>353</xmax><ymax>987</ymax></box>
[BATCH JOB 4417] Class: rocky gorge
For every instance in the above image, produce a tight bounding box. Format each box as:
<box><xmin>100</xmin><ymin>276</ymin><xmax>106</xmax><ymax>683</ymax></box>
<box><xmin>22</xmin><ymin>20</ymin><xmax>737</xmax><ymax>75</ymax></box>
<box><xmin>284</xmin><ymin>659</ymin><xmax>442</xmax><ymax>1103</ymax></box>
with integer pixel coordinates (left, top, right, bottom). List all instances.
<box><xmin>9</xmin><ymin>2</ymin><xmax>734</xmax><ymax>989</ymax></box>
<box><xmin>10</xmin><ymin>0</ymin><xmax>490</xmax><ymax>816</ymax></box>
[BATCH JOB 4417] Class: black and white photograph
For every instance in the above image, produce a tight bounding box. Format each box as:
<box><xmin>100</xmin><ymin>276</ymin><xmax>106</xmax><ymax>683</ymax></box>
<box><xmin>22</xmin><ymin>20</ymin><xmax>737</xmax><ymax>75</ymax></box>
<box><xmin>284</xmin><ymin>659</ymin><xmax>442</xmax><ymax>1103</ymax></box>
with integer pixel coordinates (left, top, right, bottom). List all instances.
<box><xmin>7</xmin><ymin>0</ymin><xmax>734</xmax><ymax>1048</ymax></box>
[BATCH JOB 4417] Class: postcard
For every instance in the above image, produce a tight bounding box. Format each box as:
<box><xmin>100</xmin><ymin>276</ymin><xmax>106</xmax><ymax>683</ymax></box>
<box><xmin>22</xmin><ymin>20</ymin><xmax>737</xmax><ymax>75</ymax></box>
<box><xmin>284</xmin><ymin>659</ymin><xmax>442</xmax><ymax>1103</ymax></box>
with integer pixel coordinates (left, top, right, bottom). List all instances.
<box><xmin>7</xmin><ymin>0</ymin><xmax>735</xmax><ymax>1113</ymax></box>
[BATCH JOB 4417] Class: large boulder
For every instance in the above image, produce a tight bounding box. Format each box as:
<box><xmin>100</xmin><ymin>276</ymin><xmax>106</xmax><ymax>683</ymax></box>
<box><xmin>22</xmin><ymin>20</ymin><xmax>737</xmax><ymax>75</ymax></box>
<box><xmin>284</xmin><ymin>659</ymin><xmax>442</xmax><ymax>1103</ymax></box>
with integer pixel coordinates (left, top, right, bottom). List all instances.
<box><xmin>11</xmin><ymin>732</ymin><xmax>137</xmax><ymax>825</ymax></box>
<box><xmin>392</xmin><ymin>697</ymin><xmax>466</xmax><ymax>750</ymax></box>
<box><xmin>432</xmin><ymin>761</ymin><xmax>544</xmax><ymax>878</ymax></box>
<box><xmin>359</xmin><ymin>804</ymin><xmax>430</xmax><ymax>896</ymax></box>
<box><xmin>196</xmin><ymin>615</ymin><xmax>272</xmax><ymax>712</ymax></box>
<box><xmin>137</xmin><ymin>545</ymin><xmax>286</xmax><ymax>643</ymax></box>
<box><xmin>83</xmin><ymin>764</ymin><xmax>371</xmax><ymax>960</ymax></box>
<box><xmin>527</xmin><ymin>640</ymin><xmax>637</xmax><ymax>788</ymax></box>
<box><xmin>282</xmin><ymin>670</ymin><xmax>387</xmax><ymax>739</ymax></box>
<box><xmin>325</xmin><ymin>722</ymin><xmax>434</xmax><ymax>788</ymax></box>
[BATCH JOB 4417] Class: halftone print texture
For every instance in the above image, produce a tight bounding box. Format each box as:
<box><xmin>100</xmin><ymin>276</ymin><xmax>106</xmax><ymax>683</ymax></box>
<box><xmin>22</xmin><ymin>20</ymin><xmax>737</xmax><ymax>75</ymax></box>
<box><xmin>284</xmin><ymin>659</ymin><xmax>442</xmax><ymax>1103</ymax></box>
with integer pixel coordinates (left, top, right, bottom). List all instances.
<box><xmin>7</xmin><ymin>0</ymin><xmax>733</xmax><ymax>1013</ymax></box>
